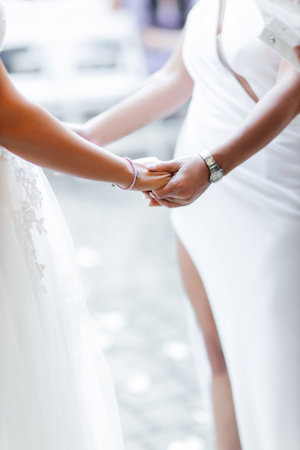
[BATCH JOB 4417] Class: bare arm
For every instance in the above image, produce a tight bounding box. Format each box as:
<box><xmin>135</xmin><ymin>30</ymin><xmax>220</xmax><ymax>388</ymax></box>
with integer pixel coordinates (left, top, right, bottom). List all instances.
<box><xmin>149</xmin><ymin>60</ymin><xmax>300</xmax><ymax>207</ymax></box>
<box><xmin>213</xmin><ymin>60</ymin><xmax>300</xmax><ymax>174</ymax></box>
<box><xmin>0</xmin><ymin>61</ymin><xmax>169</xmax><ymax>190</ymax></box>
<box><xmin>81</xmin><ymin>37</ymin><xmax>194</xmax><ymax>146</ymax></box>
<box><xmin>294</xmin><ymin>46</ymin><xmax>300</xmax><ymax>64</ymax></box>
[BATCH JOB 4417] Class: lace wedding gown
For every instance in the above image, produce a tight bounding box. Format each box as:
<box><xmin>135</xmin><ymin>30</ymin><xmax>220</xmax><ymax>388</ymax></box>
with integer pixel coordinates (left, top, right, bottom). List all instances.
<box><xmin>172</xmin><ymin>0</ymin><xmax>300</xmax><ymax>449</ymax></box>
<box><xmin>0</xmin><ymin>4</ymin><xmax>123</xmax><ymax>450</ymax></box>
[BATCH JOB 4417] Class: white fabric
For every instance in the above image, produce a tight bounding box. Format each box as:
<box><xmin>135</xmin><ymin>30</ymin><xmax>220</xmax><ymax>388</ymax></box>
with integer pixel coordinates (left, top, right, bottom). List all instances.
<box><xmin>0</xmin><ymin>5</ymin><xmax>123</xmax><ymax>449</ymax></box>
<box><xmin>0</xmin><ymin>1</ymin><xmax>6</xmax><ymax>49</ymax></box>
<box><xmin>172</xmin><ymin>1</ymin><xmax>300</xmax><ymax>449</ymax></box>
<box><xmin>0</xmin><ymin>152</ymin><xmax>124</xmax><ymax>450</ymax></box>
<box><xmin>256</xmin><ymin>0</ymin><xmax>300</xmax><ymax>71</ymax></box>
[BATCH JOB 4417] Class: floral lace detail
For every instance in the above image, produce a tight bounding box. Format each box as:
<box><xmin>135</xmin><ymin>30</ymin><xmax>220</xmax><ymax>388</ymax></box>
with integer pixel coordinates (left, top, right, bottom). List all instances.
<box><xmin>1</xmin><ymin>148</ymin><xmax>47</xmax><ymax>291</ymax></box>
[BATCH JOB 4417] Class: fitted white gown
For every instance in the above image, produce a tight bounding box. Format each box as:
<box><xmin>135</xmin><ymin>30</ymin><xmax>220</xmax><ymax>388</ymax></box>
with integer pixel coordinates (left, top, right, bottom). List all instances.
<box><xmin>172</xmin><ymin>1</ymin><xmax>300</xmax><ymax>449</ymax></box>
<box><xmin>0</xmin><ymin>5</ymin><xmax>123</xmax><ymax>450</ymax></box>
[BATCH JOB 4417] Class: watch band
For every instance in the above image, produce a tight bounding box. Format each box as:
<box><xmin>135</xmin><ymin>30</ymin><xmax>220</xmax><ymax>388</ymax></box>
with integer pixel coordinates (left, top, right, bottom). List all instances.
<box><xmin>198</xmin><ymin>150</ymin><xmax>224</xmax><ymax>183</ymax></box>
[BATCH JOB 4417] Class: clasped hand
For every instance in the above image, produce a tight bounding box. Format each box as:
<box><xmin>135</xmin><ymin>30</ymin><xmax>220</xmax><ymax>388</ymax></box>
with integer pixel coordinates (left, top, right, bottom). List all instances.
<box><xmin>131</xmin><ymin>161</ymin><xmax>171</xmax><ymax>192</ymax></box>
<box><xmin>68</xmin><ymin>122</ymin><xmax>210</xmax><ymax>203</ymax></box>
<box><xmin>135</xmin><ymin>155</ymin><xmax>211</xmax><ymax>208</ymax></box>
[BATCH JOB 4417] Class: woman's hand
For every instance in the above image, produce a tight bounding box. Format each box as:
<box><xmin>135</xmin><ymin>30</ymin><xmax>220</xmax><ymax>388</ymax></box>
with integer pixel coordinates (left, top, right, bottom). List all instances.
<box><xmin>132</xmin><ymin>162</ymin><xmax>171</xmax><ymax>192</ymax></box>
<box><xmin>144</xmin><ymin>156</ymin><xmax>210</xmax><ymax>207</ymax></box>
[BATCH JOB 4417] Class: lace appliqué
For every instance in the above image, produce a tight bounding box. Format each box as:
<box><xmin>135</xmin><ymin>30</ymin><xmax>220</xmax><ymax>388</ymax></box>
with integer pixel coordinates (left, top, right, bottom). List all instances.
<box><xmin>1</xmin><ymin>148</ymin><xmax>47</xmax><ymax>291</ymax></box>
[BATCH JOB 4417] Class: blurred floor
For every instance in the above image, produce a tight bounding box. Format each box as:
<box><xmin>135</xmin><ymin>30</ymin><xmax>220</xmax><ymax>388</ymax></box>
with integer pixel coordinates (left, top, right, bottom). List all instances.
<box><xmin>45</xmin><ymin>119</ymin><xmax>214</xmax><ymax>450</ymax></box>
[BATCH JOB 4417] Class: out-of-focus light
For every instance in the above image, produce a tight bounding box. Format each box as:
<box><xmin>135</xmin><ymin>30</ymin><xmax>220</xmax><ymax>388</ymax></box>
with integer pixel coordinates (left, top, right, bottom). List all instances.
<box><xmin>193</xmin><ymin>410</ymin><xmax>213</xmax><ymax>425</ymax></box>
<box><xmin>168</xmin><ymin>437</ymin><xmax>205</xmax><ymax>450</ymax></box>
<box><xmin>77</xmin><ymin>246</ymin><xmax>102</xmax><ymax>268</ymax></box>
<box><xmin>162</xmin><ymin>341</ymin><xmax>190</xmax><ymax>360</ymax></box>
<box><xmin>96</xmin><ymin>312</ymin><xmax>128</xmax><ymax>333</ymax></box>
<box><xmin>125</xmin><ymin>373</ymin><xmax>151</xmax><ymax>394</ymax></box>
<box><xmin>95</xmin><ymin>331</ymin><xmax>114</xmax><ymax>351</ymax></box>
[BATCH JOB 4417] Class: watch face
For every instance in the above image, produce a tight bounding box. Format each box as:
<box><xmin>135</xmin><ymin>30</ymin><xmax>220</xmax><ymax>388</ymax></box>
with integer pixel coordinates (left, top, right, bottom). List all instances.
<box><xmin>210</xmin><ymin>169</ymin><xmax>224</xmax><ymax>182</ymax></box>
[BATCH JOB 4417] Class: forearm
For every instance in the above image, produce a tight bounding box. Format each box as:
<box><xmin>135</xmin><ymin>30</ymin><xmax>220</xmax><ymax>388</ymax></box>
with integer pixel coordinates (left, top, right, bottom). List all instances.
<box><xmin>213</xmin><ymin>62</ymin><xmax>300</xmax><ymax>174</ymax></box>
<box><xmin>0</xmin><ymin>60</ymin><xmax>172</xmax><ymax>191</ymax></box>
<box><xmin>0</xmin><ymin>97</ymin><xmax>132</xmax><ymax>185</ymax></box>
<box><xmin>84</xmin><ymin>39</ymin><xmax>194</xmax><ymax>146</ymax></box>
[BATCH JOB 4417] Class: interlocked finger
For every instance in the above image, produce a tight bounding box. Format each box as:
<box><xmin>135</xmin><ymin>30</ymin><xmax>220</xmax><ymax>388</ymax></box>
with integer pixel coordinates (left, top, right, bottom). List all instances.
<box><xmin>150</xmin><ymin>195</ymin><xmax>184</xmax><ymax>208</ymax></box>
<box><xmin>151</xmin><ymin>191</ymin><xmax>190</xmax><ymax>206</ymax></box>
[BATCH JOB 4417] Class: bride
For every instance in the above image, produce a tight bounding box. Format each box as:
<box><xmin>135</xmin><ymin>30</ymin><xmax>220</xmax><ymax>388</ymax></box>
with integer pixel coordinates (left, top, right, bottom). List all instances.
<box><xmin>0</xmin><ymin>3</ymin><xmax>170</xmax><ymax>449</ymax></box>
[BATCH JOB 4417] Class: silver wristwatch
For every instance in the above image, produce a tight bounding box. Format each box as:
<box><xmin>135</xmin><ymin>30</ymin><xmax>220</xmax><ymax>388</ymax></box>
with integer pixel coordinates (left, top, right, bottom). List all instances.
<box><xmin>198</xmin><ymin>150</ymin><xmax>224</xmax><ymax>183</ymax></box>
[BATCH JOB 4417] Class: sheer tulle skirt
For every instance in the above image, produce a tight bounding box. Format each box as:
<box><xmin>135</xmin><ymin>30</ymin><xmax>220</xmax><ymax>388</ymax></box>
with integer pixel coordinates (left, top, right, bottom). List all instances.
<box><xmin>0</xmin><ymin>149</ymin><xmax>123</xmax><ymax>450</ymax></box>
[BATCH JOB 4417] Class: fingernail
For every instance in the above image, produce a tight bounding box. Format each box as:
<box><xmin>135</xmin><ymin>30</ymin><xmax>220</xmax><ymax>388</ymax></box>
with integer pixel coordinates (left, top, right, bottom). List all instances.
<box><xmin>149</xmin><ymin>192</ymin><xmax>156</xmax><ymax>199</ymax></box>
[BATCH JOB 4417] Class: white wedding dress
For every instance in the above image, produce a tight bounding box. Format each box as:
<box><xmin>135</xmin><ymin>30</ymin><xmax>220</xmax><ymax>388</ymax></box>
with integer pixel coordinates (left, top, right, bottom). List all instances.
<box><xmin>172</xmin><ymin>0</ymin><xmax>300</xmax><ymax>449</ymax></box>
<box><xmin>0</xmin><ymin>4</ymin><xmax>123</xmax><ymax>450</ymax></box>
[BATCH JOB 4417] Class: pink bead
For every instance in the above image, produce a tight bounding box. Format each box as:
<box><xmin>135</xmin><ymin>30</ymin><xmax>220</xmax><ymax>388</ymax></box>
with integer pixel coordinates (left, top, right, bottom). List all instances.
<box><xmin>117</xmin><ymin>157</ymin><xmax>139</xmax><ymax>190</ymax></box>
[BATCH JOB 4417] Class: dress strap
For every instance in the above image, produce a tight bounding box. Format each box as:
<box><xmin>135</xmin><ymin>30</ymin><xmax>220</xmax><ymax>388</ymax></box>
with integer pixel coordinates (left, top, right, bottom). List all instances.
<box><xmin>216</xmin><ymin>0</ymin><xmax>259</xmax><ymax>103</ymax></box>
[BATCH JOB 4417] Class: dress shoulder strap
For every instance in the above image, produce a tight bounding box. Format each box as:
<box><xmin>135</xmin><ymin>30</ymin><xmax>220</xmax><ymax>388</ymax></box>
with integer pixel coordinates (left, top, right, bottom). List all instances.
<box><xmin>216</xmin><ymin>0</ymin><xmax>259</xmax><ymax>103</ymax></box>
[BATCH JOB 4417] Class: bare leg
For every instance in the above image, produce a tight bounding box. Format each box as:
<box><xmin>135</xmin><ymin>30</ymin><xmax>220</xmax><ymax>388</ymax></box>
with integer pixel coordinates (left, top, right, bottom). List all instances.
<box><xmin>177</xmin><ymin>237</ymin><xmax>241</xmax><ymax>450</ymax></box>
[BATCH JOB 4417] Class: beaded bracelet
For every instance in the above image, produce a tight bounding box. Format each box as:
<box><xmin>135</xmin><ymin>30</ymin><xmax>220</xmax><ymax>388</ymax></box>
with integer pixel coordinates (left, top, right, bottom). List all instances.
<box><xmin>116</xmin><ymin>157</ymin><xmax>140</xmax><ymax>190</ymax></box>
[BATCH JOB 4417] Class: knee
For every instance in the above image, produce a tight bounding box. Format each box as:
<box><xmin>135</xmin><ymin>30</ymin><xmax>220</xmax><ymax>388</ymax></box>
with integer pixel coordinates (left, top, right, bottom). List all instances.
<box><xmin>203</xmin><ymin>334</ymin><xmax>227</xmax><ymax>376</ymax></box>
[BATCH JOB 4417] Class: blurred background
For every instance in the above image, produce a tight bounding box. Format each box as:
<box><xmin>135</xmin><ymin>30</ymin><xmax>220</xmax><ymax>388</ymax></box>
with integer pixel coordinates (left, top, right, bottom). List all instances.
<box><xmin>1</xmin><ymin>1</ymin><xmax>214</xmax><ymax>448</ymax></box>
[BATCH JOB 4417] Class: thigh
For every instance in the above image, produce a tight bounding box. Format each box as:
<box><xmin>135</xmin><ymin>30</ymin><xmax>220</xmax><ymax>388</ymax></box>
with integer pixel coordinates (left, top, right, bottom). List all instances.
<box><xmin>177</xmin><ymin>236</ymin><xmax>226</xmax><ymax>374</ymax></box>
